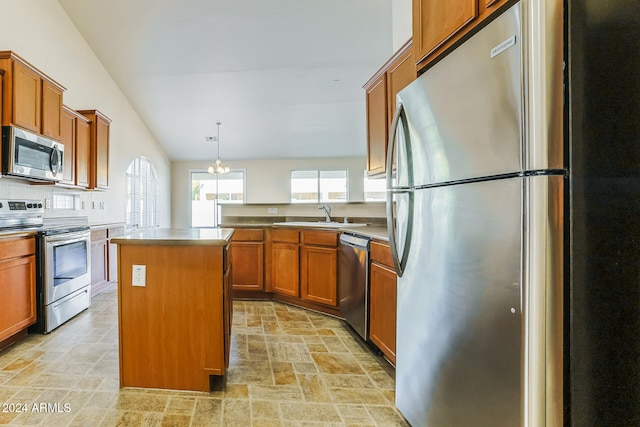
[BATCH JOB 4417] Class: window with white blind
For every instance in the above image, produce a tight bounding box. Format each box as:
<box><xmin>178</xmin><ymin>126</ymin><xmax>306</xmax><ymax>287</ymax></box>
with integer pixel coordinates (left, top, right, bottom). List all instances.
<box><xmin>126</xmin><ymin>157</ymin><xmax>159</xmax><ymax>230</ymax></box>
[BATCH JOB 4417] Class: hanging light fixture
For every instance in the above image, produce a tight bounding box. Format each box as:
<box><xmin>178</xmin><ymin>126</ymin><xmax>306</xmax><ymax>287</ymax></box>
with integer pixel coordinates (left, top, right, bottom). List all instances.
<box><xmin>207</xmin><ymin>121</ymin><xmax>230</xmax><ymax>174</ymax></box>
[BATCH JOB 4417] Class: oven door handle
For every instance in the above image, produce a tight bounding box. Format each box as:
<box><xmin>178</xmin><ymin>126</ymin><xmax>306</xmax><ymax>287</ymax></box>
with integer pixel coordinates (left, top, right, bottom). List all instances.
<box><xmin>45</xmin><ymin>230</ymin><xmax>90</xmax><ymax>244</ymax></box>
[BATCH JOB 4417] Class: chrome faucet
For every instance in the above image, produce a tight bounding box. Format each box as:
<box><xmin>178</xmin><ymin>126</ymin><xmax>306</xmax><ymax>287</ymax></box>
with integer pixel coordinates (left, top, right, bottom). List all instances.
<box><xmin>318</xmin><ymin>204</ymin><xmax>332</xmax><ymax>222</ymax></box>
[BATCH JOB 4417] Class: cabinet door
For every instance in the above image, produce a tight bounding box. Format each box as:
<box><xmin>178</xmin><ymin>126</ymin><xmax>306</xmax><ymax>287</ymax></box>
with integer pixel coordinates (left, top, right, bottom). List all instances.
<box><xmin>91</xmin><ymin>236</ymin><xmax>109</xmax><ymax>297</ymax></box>
<box><xmin>301</xmin><ymin>246</ymin><xmax>337</xmax><ymax>306</ymax></box>
<box><xmin>230</xmin><ymin>242</ymin><xmax>264</xmax><ymax>291</ymax></box>
<box><xmin>0</xmin><ymin>255</ymin><xmax>36</xmax><ymax>342</ymax></box>
<box><xmin>369</xmin><ymin>262</ymin><xmax>397</xmax><ymax>365</ymax></box>
<box><xmin>12</xmin><ymin>61</ymin><xmax>41</xmax><ymax>133</ymax></box>
<box><xmin>60</xmin><ymin>107</ymin><xmax>76</xmax><ymax>185</ymax></box>
<box><xmin>75</xmin><ymin>116</ymin><xmax>91</xmax><ymax>188</ymax></box>
<box><xmin>41</xmin><ymin>80</ymin><xmax>63</xmax><ymax>140</ymax></box>
<box><xmin>272</xmin><ymin>242</ymin><xmax>299</xmax><ymax>297</ymax></box>
<box><xmin>94</xmin><ymin>114</ymin><xmax>110</xmax><ymax>189</ymax></box>
<box><xmin>365</xmin><ymin>73</ymin><xmax>388</xmax><ymax>176</ymax></box>
<box><xmin>387</xmin><ymin>45</ymin><xmax>415</xmax><ymax>129</ymax></box>
<box><xmin>413</xmin><ymin>0</ymin><xmax>478</xmax><ymax>62</ymax></box>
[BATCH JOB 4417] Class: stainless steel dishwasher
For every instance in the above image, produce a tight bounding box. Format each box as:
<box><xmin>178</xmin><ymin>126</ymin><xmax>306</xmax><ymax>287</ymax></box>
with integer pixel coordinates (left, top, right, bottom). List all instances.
<box><xmin>338</xmin><ymin>232</ymin><xmax>371</xmax><ymax>341</ymax></box>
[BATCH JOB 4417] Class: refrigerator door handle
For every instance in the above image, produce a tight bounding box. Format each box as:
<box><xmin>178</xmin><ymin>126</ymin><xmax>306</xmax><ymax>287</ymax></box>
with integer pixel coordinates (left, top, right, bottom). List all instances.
<box><xmin>386</xmin><ymin>101</ymin><xmax>414</xmax><ymax>277</ymax></box>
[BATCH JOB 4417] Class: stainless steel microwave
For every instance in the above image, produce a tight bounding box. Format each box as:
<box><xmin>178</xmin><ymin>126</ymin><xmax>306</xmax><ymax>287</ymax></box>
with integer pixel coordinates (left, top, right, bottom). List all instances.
<box><xmin>2</xmin><ymin>126</ymin><xmax>64</xmax><ymax>182</ymax></box>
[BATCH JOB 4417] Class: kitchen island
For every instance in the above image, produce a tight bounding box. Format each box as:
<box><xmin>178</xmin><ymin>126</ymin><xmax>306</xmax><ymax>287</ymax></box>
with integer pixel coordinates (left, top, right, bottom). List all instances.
<box><xmin>111</xmin><ymin>228</ymin><xmax>234</xmax><ymax>392</ymax></box>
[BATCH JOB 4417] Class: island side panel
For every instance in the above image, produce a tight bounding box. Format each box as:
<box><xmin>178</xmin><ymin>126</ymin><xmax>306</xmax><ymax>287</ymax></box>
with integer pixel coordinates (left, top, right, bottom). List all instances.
<box><xmin>117</xmin><ymin>243</ymin><xmax>225</xmax><ymax>391</ymax></box>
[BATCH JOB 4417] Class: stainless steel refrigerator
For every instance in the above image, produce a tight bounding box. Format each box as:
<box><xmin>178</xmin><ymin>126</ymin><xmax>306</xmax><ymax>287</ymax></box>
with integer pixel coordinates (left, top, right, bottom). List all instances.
<box><xmin>387</xmin><ymin>0</ymin><xmax>640</xmax><ymax>425</ymax></box>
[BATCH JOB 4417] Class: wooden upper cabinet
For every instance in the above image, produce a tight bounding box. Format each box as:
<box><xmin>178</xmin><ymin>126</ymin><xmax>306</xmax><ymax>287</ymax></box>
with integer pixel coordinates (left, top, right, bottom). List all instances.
<box><xmin>75</xmin><ymin>113</ymin><xmax>91</xmax><ymax>188</ymax></box>
<box><xmin>412</xmin><ymin>0</ymin><xmax>510</xmax><ymax>72</ymax></box>
<box><xmin>41</xmin><ymin>79</ymin><xmax>63</xmax><ymax>140</ymax></box>
<box><xmin>413</xmin><ymin>0</ymin><xmax>478</xmax><ymax>63</ymax></box>
<box><xmin>387</xmin><ymin>41</ymin><xmax>416</xmax><ymax>129</ymax></box>
<box><xmin>59</xmin><ymin>106</ymin><xmax>76</xmax><ymax>185</ymax></box>
<box><xmin>12</xmin><ymin>61</ymin><xmax>41</xmax><ymax>133</ymax></box>
<box><xmin>78</xmin><ymin>109</ymin><xmax>111</xmax><ymax>190</ymax></box>
<box><xmin>0</xmin><ymin>51</ymin><xmax>65</xmax><ymax>138</ymax></box>
<box><xmin>364</xmin><ymin>39</ymin><xmax>415</xmax><ymax>177</ymax></box>
<box><xmin>365</xmin><ymin>73</ymin><xmax>388</xmax><ymax>176</ymax></box>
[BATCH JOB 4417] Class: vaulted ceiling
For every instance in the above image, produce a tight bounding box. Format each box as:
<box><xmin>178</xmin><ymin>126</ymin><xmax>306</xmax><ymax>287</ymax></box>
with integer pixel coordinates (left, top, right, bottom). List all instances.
<box><xmin>58</xmin><ymin>0</ymin><xmax>393</xmax><ymax>161</ymax></box>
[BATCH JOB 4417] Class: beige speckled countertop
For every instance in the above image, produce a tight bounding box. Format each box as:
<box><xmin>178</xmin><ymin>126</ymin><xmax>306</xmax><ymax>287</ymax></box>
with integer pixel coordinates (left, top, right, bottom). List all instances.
<box><xmin>220</xmin><ymin>221</ymin><xmax>390</xmax><ymax>242</ymax></box>
<box><xmin>112</xmin><ymin>228</ymin><xmax>234</xmax><ymax>246</ymax></box>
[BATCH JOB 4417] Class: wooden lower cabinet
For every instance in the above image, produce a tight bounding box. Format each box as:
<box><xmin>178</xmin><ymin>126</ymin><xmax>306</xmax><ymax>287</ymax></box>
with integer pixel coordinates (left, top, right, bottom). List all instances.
<box><xmin>369</xmin><ymin>262</ymin><xmax>397</xmax><ymax>365</ymax></box>
<box><xmin>116</xmin><ymin>241</ymin><xmax>231</xmax><ymax>391</ymax></box>
<box><xmin>91</xmin><ymin>225</ymin><xmax>125</xmax><ymax>297</ymax></box>
<box><xmin>0</xmin><ymin>236</ymin><xmax>36</xmax><ymax>350</ymax></box>
<box><xmin>90</xmin><ymin>228</ymin><xmax>109</xmax><ymax>296</ymax></box>
<box><xmin>369</xmin><ymin>240</ymin><xmax>397</xmax><ymax>365</ymax></box>
<box><xmin>230</xmin><ymin>228</ymin><xmax>264</xmax><ymax>291</ymax></box>
<box><xmin>300</xmin><ymin>245</ymin><xmax>337</xmax><ymax>307</ymax></box>
<box><xmin>272</xmin><ymin>242</ymin><xmax>299</xmax><ymax>297</ymax></box>
<box><xmin>271</xmin><ymin>228</ymin><xmax>339</xmax><ymax>311</ymax></box>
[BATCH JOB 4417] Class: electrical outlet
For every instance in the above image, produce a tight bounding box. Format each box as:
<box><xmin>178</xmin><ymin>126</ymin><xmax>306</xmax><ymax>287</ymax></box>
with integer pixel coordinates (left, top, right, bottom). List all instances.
<box><xmin>267</xmin><ymin>207</ymin><xmax>278</xmax><ymax>214</ymax></box>
<box><xmin>45</xmin><ymin>198</ymin><xmax>51</xmax><ymax>209</ymax></box>
<box><xmin>132</xmin><ymin>265</ymin><xmax>146</xmax><ymax>287</ymax></box>
<box><xmin>100</xmin><ymin>201</ymin><xmax>105</xmax><ymax>209</ymax></box>
<box><xmin>81</xmin><ymin>201</ymin><xmax>86</xmax><ymax>210</ymax></box>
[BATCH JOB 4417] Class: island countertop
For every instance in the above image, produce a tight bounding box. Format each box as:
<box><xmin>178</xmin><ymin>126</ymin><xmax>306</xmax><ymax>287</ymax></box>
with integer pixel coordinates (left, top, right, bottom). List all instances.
<box><xmin>112</xmin><ymin>227</ymin><xmax>234</xmax><ymax>245</ymax></box>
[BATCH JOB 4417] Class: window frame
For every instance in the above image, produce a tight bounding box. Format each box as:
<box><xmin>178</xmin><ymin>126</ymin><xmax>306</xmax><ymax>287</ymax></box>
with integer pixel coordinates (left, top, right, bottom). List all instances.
<box><xmin>126</xmin><ymin>156</ymin><xmax>160</xmax><ymax>231</ymax></box>
<box><xmin>189</xmin><ymin>169</ymin><xmax>246</xmax><ymax>228</ymax></box>
<box><xmin>290</xmin><ymin>169</ymin><xmax>349</xmax><ymax>204</ymax></box>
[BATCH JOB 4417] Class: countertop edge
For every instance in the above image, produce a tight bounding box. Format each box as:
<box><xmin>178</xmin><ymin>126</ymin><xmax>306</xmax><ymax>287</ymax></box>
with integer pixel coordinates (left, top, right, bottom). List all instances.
<box><xmin>112</xmin><ymin>228</ymin><xmax>234</xmax><ymax>246</ymax></box>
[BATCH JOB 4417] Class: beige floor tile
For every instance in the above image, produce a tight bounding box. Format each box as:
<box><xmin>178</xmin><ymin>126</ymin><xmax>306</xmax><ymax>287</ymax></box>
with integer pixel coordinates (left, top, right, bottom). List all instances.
<box><xmin>0</xmin><ymin>285</ymin><xmax>408</xmax><ymax>426</ymax></box>
<box><xmin>311</xmin><ymin>353</ymin><xmax>365</xmax><ymax>375</ymax></box>
<box><xmin>279</xmin><ymin>402</ymin><xmax>341</xmax><ymax>422</ymax></box>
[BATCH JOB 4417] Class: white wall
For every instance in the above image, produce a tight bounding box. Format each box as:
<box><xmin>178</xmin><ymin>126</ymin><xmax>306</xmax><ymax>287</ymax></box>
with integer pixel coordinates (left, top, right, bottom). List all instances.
<box><xmin>0</xmin><ymin>0</ymin><xmax>171</xmax><ymax>226</ymax></box>
<box><xmin>171</xmin><ymin>156</ymin><xmax>388</xmax><ymax>228</ymax></box>
<box><xmin>392</xmin><ymin>0</ymin><xmax>412</xmax><ymax>51</ymax></box>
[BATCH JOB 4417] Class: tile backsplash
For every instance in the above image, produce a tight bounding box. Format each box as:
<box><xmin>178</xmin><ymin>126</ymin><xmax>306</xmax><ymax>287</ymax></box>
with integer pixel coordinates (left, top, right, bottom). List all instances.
<box><xmin>0</xmin><ymin>177</ymin><xmax>124</xmax><ymax>224</ymax></box>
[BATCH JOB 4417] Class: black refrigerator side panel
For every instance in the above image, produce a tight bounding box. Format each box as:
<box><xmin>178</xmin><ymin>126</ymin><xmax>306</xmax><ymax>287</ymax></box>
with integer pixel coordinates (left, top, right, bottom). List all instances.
<box><xmin>567</xmin><ymin>0</ymin><xmax>640</xmax><ymax>425</ymax></box>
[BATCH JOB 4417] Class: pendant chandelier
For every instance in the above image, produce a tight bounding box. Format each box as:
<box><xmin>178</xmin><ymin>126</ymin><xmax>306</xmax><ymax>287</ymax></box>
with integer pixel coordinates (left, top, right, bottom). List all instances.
<box><xmin>207</xmin><ymin>121</ymin><xmax>230</xmax><ymax>174</ymax></box>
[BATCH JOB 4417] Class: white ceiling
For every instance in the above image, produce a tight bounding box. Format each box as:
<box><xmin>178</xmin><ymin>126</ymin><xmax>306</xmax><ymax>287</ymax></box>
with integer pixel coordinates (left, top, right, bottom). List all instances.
<box><xmin>57</xmin><ymin>0</ymin><xmax>393</xmax><ymax>161</ymax></box>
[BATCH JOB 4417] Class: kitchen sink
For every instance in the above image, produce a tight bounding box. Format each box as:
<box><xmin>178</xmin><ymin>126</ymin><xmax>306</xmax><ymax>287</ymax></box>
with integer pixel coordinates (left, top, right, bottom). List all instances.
<box><xmin>272</xmin><ymin>221</ymin><xmax>368</xmax><ymax>229</ymax></box>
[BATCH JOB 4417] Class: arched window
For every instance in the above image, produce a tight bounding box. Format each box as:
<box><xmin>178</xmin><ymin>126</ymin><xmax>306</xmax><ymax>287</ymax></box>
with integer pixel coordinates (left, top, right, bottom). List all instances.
<box><xmin>126</xmin><ymin>157</ymin><xmax>159</xmax><ymax>230</ymax></box>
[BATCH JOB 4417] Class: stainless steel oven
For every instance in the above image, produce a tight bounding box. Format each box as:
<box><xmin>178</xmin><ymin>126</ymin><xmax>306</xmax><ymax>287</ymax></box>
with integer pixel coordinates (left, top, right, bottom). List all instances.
<box><xmin>0</xmin><ymin>200</ymin><xmax>91</xmax><ymax>334</ymax></box>
<box><xmin>37</xmin><ymin>217</ymin><xmax>91</xmax><ymax>333</ymax></box>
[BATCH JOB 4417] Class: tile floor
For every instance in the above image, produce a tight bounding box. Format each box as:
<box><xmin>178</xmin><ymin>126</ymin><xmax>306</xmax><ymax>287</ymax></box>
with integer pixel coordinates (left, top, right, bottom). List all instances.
<box><xmin>0</xmin><ymin>284</ymin><xmax>409</xmax><ymax>426</ymax></box>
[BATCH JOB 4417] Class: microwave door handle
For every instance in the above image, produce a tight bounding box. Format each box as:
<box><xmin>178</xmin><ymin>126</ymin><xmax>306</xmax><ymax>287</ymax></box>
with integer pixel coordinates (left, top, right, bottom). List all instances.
<box><xmin>50</xmin><ymin>145</ymin><xmax>61</xmax><ymax>176</ymax></box>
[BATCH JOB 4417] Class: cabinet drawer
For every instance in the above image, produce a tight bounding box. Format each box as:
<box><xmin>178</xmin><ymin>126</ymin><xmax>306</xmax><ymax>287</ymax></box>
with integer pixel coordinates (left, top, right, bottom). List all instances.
<box><xmin>302</xmin><ymin>231</ymin><xmax>338</xmax><ymax>247</ymax></box>
<box><xmin>271</xmin><ymin>229</ymin><xmax>299</xmax><ymax>243</ymax></box>
<box><xmin>0</xmin><ymin>236</ymin><xmax>35</xmax><ymax>259</ymax></box>
<box><xmin>371</xmin><ymin>241</ymin><xmax>394</xmax><ymax>270</ymax></box>
<box><xmin>231</xmin><ymin>228</ymin><xmax>264</xmax><ymax>242</ymax></box>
